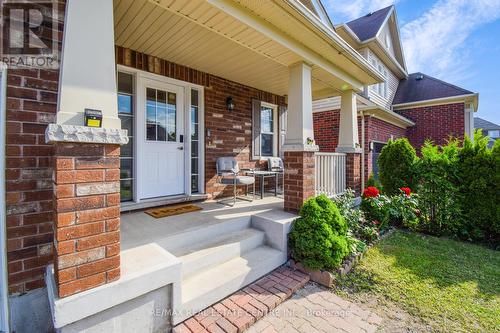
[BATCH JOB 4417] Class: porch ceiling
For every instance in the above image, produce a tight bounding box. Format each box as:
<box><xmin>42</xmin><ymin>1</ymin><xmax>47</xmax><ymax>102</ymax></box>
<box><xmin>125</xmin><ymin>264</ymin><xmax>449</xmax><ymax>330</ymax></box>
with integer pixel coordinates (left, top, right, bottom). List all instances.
<box><xmin>113</xmin><ymin>0</ymin><xmax>381</xmax><ymax>100</ymax></box>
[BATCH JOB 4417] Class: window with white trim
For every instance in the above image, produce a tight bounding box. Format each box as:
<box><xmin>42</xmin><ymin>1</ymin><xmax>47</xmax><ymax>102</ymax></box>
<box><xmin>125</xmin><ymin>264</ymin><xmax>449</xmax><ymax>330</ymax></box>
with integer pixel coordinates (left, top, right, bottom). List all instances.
<box><xmin>488</xmin><ymin>130</ymin><xmax>499</xmax><ymax>139</ymax></box>
<box><xmin>252</xmin><ymin>100</ymin><xmax>279</xmax><ymax>159</ymax></box>
<box><xmin>370</xmin><ymin>58</ymin><xmax>388</xmax><ymax>99</ymax></box>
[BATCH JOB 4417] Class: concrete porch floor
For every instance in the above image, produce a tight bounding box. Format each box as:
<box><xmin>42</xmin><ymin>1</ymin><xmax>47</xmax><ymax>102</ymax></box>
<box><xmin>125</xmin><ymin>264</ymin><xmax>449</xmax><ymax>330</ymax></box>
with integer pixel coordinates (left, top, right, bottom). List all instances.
<box><xmin>120</xmin><ymin>196</ymin><xmax>288</xmax><ymax>252</ymax></box>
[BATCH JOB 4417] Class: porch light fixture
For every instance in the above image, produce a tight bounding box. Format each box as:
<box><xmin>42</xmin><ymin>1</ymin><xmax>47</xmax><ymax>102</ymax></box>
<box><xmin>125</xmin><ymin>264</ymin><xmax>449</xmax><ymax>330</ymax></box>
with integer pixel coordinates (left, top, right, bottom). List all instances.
<box><xmin>226</xmin><ymin>96</ymin><xmax>235</xmax><ymax>111</ymax></box>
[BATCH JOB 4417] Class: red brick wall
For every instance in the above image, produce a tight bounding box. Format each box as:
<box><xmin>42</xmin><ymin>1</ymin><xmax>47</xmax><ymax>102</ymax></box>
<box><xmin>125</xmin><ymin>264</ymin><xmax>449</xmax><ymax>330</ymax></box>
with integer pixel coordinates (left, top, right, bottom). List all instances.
<box><xmin>313</xmin><ymin>110</ymin><xmax>339</xmax><ymax>152</ymax></box>
<box><xmin>395</xmin><ymin>103</ymin><xmax>465</xmax><ymax>151</ymax></box>
<box><xmin>363</xmin><ymin>117</ymin><xmax>406</xmax><ymax>180</ymax></box>
<box><xmin>313</xmin><ymin>110</ymin><xmax>408</xmax><ymax>184</ymax></box>
<box><xmin>5</xmin><ymin>1</ymin><xmax>65</xmax><ymax>295</ymax></box>
<box><xmin>115</xmin><ymin>46</ymin><xmax>286</xmax><ymax>198</ymax></box>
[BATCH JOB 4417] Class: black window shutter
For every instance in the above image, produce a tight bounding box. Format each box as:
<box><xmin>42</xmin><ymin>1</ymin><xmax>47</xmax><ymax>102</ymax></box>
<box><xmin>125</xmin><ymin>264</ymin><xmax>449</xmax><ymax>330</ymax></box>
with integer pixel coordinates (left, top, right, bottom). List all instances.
<box><xmin>252</xmin><ymin>99</ymin><xmax>261</xmax><ymax>159</ymax></box>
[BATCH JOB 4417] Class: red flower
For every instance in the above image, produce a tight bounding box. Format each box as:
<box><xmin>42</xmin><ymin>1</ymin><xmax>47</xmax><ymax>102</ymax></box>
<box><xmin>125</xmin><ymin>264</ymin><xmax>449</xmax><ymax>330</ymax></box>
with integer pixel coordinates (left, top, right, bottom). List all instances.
<box><xmin>363</xmin><ymin>186</ymin><xmax>380</xmax><ymax>198</ymax></box>
<box><xmin>400</xmin><ymin>187</ymin><xmax>411</xmax><ymax>196</ymax></box>
<box><xmin>373</xmin><ymin>220</ymin><xmax>380</xmax><ymax>225</ymax></box>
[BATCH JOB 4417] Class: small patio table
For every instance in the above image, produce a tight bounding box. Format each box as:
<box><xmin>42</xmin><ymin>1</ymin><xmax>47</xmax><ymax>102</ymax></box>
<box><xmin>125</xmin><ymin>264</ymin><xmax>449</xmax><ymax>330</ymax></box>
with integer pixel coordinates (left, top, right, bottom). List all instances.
<box><xmin>243</xmin><ymin>170</ymin><xmax>279</xmax><ymax>199</ymax></box>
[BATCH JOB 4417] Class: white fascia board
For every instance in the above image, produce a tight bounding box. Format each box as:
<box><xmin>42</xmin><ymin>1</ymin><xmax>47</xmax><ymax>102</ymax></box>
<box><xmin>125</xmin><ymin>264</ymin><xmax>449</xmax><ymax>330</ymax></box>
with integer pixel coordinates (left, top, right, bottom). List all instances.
<box><xmin>390</xmin><ymin>9</ymin><xmax>409</xmax><ymax>72</ymax></box>
<box><xmin>183</xmin><ymin>0</ymin><xmax>367</xmax><ymax>90</ymax></box>
<box><xmin>372</xmin><ymin>40</ymin><xmax>408</xmax><ymax>78</ymax></box>
<box><xmin>393</xmin><ymin>93</ymin><xmax>479</xmax><ymax>110</ymax></box>
<box><xmin>357</xmin><ymin>93</ymin><xmax>414</xmax><ymax>127</ymax></box>
<box><xmin>373</xmin><ymin>6</ymin><xmax>395</xmax><ymax>40</ymax></box>
<box><xmin>276</xmin><ymin>0</ymin><xmax>386</xmax><ymax>83</ymax></box>
<box><xmin>310</xmin><ymin>0</ymin><xmax>334</xmax><ymax>29</ymax></box>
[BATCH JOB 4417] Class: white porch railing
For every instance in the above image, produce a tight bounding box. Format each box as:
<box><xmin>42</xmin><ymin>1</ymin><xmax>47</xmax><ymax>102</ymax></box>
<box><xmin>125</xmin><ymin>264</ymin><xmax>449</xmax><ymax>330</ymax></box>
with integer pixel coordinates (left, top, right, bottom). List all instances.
<box><xmin>314</xmin><ymin>152</ymin><xmax>347</xmax><ymax>197</ymax></box>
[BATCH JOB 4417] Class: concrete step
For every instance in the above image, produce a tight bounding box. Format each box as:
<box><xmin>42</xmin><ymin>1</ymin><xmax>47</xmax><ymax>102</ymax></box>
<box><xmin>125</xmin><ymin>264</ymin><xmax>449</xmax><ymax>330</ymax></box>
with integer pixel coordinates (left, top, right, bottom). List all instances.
<box><xmin>157</xmin><ymin>216</ymin><xmax>252</xmax><ymax>253</ymax></box>
<box><xmin>173</xmin><ymin>245</ymin><xmax>286</xmax><ymax>325</ymax></box>
<box><xmin>172</xmin><ymin>228</ymin><xmax>265</xmax><ymax>278</ymax></box>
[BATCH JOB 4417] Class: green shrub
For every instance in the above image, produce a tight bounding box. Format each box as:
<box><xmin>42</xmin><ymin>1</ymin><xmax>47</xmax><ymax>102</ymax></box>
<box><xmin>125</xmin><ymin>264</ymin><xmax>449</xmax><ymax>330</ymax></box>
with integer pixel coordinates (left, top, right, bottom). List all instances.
<box><xmin>386</xmin><ymin>191</ymin><xmax>421</xmax><ymax>231</ymax></box>
<box><xmin>333</xmin><ymin>189</ymin><xmax>379</xmax><ymax>243</ymax></box>
<box><xmin>378</xmin><ymin>138</ymin><xmax>418</xmax><ymax>195</ymax></box>
<box><xmin>456</xmin><ymin>131</ymin><xmax>499</xmax><ymax>245</ymax></box>
<box><xmin>360</xmin><ymin>195</ymin><xmax>390</xmax><ymax>230</ymax></box>
<box><xmin>289</xmin><ymin>195</ymin><xmax>349</xmax><ymax>270</ymax></box>
<box><xmin>361</xmin><ymin>188</ymin><xmax>421</xmax><ymax>231</ymax></box>
<box><xmin>415</xmin><ymin>139</ymin><xmax>461</xmax><ymax>236</ymax></box>
<box><xmin>366</xmin><ymin>173</ymin><xmax>383</xmax><ymax>191</ymax></box>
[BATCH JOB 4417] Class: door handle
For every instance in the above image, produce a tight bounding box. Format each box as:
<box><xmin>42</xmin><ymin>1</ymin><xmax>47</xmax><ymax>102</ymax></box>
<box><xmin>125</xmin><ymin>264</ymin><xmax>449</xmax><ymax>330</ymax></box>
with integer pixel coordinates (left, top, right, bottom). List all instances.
<box><xmin>177</xmin><ymin>147</ymin><xmax>184</xmax><ymax>150</ymax></box>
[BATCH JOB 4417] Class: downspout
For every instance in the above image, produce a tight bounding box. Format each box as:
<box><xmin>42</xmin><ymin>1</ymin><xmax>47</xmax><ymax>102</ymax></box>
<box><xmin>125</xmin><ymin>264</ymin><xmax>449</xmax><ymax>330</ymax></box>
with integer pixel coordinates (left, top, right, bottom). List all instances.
<box><xmin>0</xmin><ymin>62</ymin><xmax>10</xmax><ymax>333</ymax></box>
<box><xmin>361</xmin><ymin>111</ymin><xmax>365</xmax><ymax>190</ymax></box>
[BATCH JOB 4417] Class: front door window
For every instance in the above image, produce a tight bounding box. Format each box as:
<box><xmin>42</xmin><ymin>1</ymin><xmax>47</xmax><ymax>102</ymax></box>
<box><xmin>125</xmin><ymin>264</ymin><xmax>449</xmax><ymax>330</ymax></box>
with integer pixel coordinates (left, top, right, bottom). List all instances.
<box><xmin>146</xmin><ymin>88</ymin><xmax>177</xmax><ymax>142</ymax></box>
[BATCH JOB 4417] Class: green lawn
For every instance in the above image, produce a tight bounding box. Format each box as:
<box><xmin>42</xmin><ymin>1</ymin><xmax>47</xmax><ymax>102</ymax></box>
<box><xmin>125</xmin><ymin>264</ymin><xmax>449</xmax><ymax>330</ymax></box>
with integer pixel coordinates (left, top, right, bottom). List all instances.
<box><xmin>335</xmin><ymin>230</ymin><xmax>500</xmax><ymax>332</ymax></box>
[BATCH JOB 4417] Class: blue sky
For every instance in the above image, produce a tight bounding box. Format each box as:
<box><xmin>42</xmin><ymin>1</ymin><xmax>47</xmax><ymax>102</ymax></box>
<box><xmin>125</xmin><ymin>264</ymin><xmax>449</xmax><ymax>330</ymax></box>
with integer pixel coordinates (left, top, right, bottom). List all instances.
<box><xmin>322</xmin><ymin>0</ymin><xmax>500</xmax><ymax>124</ymax></box>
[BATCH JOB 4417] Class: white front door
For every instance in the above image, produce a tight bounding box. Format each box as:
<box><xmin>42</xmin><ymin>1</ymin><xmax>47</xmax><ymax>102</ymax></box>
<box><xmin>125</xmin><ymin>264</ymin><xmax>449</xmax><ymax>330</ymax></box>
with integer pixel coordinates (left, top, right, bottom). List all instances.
<box><xmin>137</xmin><ymin>77</ymin><xmax>185</xmax><ymax>199</ymax></box>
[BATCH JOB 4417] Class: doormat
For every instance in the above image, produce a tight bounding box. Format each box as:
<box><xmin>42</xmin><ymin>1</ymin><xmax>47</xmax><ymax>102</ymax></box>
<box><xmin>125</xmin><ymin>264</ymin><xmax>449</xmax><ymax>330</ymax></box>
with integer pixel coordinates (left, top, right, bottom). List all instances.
<box><xmin>145</xmin><ymin>204</ymin><xmax>202</xmax><ymax>219</ymax></box>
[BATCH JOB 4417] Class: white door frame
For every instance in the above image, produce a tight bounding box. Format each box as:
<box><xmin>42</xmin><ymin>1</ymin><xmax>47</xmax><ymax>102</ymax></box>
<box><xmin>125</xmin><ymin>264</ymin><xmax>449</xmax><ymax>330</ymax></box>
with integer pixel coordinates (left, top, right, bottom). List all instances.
<box><xmin>0</xmin><ymin>63</ymin><xmax>10</xmax><ymax>332</ymax></box>
<box><xmin>136</xmin><ymin>76</ymin><xmax>185</xmax><ymax>199</ymax></box>
<box><xmin>116</xmin><ymin>65</ymin><xmax>205</xmax><ymax>202</ymax></box>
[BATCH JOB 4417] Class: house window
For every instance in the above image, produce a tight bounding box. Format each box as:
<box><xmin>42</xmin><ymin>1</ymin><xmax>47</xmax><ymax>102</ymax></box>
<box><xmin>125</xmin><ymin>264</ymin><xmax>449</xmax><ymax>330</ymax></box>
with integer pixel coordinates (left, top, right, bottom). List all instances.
<box><xmin>117</xmin><ymin>72</ymin><xmax>134</xmax><ymax>202</ymax></box>
<box><xmin>260</xmin><ymin>105</ymin><xmax>276</xmax><ymax>157</ymax></box>
<box><xmin>191</xmin><ymin>89</ymin><xmax>200</xmax><ymax>193</ymax></box>
<box><xmin>252</xmin><ymin>100</ymin><xmax>278</xmax><ymax>159</ymax></box>
<box><xmin>489</xmin><ymin>130</ymin><xmax>499</xmax><ymax>139</ymax></box>
<box><xmin>370</xmin><ymin>58</ymin><xmax>388</xmax><ymax>99</ymax></box>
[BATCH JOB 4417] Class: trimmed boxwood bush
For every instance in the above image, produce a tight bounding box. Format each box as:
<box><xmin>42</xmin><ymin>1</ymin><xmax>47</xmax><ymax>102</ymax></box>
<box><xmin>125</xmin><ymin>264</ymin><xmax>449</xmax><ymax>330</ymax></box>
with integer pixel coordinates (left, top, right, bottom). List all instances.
<box><xmin>378</xmin><ymin>138</ymin><xmax>417</xmax><ymax>195</ymax></box>
<box><xmin>289</xmin><ymin>195</ymin><xmax>349</xmax><ymax>270</ymax></box>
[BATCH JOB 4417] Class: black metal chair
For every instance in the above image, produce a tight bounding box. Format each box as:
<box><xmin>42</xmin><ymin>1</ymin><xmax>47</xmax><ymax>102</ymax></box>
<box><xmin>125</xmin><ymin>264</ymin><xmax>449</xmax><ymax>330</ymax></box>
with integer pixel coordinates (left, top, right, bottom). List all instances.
<box><xmin>216</xmin><ymin>157</ymin><xmax>255</xmax><ymax>206</ymax></box>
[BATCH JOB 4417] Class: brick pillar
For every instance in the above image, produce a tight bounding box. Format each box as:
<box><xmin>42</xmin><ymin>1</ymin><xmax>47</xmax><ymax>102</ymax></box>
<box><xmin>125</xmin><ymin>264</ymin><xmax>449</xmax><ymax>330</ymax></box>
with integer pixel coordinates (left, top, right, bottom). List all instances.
<box><xmin>345</xmin><ymin>153</ymin><xmax>362</xmax><ymax>196</ymax></box>
<box><xmin>52</xmin><ymin>142</ymin><xmax>121</xmax><ymax>298</ymax></box>
<box><xmin>284</xmin><ymin>151</ymin><xmax>315</xmax><ymax>213</ymax></box>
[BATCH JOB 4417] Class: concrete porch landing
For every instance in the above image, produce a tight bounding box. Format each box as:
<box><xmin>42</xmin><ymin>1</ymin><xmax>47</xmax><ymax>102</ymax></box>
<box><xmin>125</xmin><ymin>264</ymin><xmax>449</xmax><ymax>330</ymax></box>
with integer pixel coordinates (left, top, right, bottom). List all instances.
<box><xmin>121</xmin><ymin>197</ymin><xmax>287</xmax><ymax>251</ymax></box>
<box><xmin>121</xmin><ymin>197</ymin><xmax>297</xmax><ymax>325</ymax></box>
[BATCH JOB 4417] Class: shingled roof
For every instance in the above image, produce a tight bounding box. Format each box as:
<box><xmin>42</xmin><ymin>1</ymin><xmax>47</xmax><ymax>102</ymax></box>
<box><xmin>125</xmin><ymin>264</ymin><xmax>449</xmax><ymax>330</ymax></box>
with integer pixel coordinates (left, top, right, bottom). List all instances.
<box><xmin>474</xmin><ymin>117</ymin><xmax>500</xmax><ymax>131</ymax></box>
<box><xmin>393</xmin><ymin>73</ymin><xmax>474</xmax><ymax>105</ymax></box>
<box><xmin>346</xmin><ymin>5</ymin><xmax>393</xmax><ymax>41</ymax></box>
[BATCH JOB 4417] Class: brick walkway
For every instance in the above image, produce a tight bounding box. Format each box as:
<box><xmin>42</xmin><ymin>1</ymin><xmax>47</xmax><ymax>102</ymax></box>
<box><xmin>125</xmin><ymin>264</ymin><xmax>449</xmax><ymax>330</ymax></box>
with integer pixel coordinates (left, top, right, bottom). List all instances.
<box><xmin>174</xmin><ymin>267</ymin><xmax>383</xmax><ymax>333</ymax></box>
<box><xmin>246</xmin><ymin>283</ymin><xmax>383</xmax><ymax>333</ymax></box>
<box><xmin>173</xmin><ymin>267</ymin><xmax>310</xmax><ymax>333</ymax></box>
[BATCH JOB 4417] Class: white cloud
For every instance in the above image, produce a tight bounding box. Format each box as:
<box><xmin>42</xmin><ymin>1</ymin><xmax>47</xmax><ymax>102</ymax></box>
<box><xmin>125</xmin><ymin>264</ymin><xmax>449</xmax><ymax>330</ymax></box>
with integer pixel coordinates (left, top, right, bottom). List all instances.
<box><xmin>401</xmin><ymin>0</ymin><xmax>500</xmax><ymax>82</ymax></box>
<box><xmin>323</xmin><ymin>0</ymin><xmax>398</xmax><ymax>22</ymax></box>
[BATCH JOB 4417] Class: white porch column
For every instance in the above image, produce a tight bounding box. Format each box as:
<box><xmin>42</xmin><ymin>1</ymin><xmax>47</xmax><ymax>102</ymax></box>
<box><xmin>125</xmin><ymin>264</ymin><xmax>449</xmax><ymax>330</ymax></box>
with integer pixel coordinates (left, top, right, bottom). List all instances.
<box><xmin>283</xmin><ymin>62</ymin><xmax>318</xmax><ymax>213</ymax></box>
<box><xmin>283</xmin><ymin>62</ymin><xmax>316</xmax><ymax>150</ymax></box>
<box><xmin>465</xmin><ymin>103</ymin><xmax>475</xmax><ymax>140</ymax></box>
<box><xmin>56</xmin><ymin>0</ymin><xmax>120</xmax><ymax>129</ymax></box>
<box><xmin>336</xmin><ymin>90</ymin><xmax>362</xmax><ymax>153</ymax></box>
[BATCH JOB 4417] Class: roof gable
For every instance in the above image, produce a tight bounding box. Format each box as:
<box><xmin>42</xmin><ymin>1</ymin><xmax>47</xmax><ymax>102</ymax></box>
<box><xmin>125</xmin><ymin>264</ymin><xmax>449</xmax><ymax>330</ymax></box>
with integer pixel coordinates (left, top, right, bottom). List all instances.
<box><xmin>343</xmin><ymin>5</ymin><xmax>407</xmax><ymax>74</ymax></box>
<box><xmin>474</xmin><ymin>117</ymin><xmax>500</xmax><ymax>130</ymax></box>
<box><xmin>346</xmin><ymin>6</ymin><xmax>393</xmax><ymax>41</ymax></box>
<box><xmin>393</xmin><ymin>73</ymin><xmax>474</xmax><ymax>105</ymax></box>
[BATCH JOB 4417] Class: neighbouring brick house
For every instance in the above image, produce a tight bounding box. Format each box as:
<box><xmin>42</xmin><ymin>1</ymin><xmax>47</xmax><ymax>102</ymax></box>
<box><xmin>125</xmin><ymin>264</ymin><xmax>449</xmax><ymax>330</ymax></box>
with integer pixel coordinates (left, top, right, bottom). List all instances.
<box><xmin>0</xmin><ymin>0</ymin><xmax>392</xmax><ymax>331</ymax></box>
<box><xmin>313</xmin><ymin>6</ymin><xmax>478</xmax><ymax>187</ymax></box>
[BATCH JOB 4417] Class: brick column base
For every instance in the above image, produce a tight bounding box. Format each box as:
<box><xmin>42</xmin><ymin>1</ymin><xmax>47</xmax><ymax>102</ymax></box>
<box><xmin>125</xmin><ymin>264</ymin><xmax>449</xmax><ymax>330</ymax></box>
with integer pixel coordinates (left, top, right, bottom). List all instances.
<box><xmin>53</xmin><ymin>143</ymin><xmax>121</xmax><ymax>298</ymax></box>
<box><xmin>283</xmin><ymin>151</ymin><xmax>315</xmax><ymax>213</ymax></box>
<box><xmin>345</xmin><ymin>153</ymin><xmax>362</xmax><ymax>196</ymax></box>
